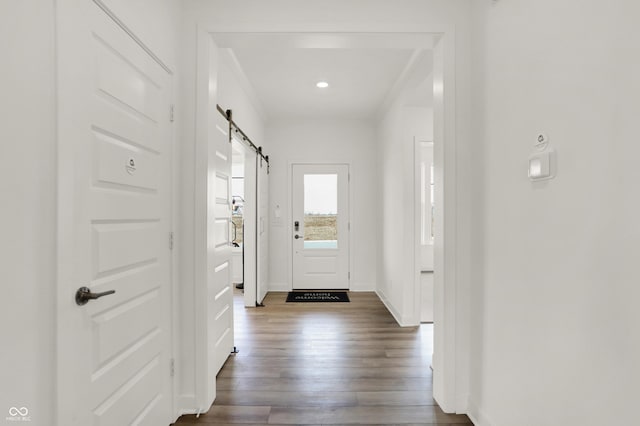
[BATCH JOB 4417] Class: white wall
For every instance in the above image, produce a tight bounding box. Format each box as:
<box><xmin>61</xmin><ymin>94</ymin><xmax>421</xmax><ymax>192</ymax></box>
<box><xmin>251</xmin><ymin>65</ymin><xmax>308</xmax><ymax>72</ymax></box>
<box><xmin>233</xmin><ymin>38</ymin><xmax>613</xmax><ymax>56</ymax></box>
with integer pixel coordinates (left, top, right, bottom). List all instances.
<box><xmin>218</xmin><ymin>51</ymin><xmax>266</xmax><ymax>145</ymax></box>
<box><xmin>0</xmin><ymin>2</ymin><xmax>56</xmax><ymax>423</ymax></box>
<box><xmin>377</xmin><ymin>86</ymin><xmax>434</xmax><ymax>324</ymax></box>
<box><xmin>176</xmin><ymin>43</ymin><xmax>266</xmax><ymax>409</ymax></box>
<box><xmin>468</xmin><ymin>1</ymin><xmax>640</xmax><ymax>425</ymax></box>
<box><xmin>266</xmin><ymin>119</ymin><xmax>378</xmax><ymax>292</ymax></box>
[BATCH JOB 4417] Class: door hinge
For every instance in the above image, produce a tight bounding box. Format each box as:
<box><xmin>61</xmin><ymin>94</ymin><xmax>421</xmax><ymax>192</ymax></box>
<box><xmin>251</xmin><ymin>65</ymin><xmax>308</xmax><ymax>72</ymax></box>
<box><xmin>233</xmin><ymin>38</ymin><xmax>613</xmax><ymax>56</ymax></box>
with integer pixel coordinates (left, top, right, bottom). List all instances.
<box><xmin>169</xmin><ymin>232</ymin><xmax>174</xmax><ymax>250</ymax></box>
<box><xmin>348</xmin><ymin>222</ymin><xmax>351</xmax><ymax>231</ymax></box>
<box><xmin>348</xmin><ymin>272</ymin><xmax>351</xmax><ymax>280</ymax></box>
<box><xmin>169</xmin><ymin>104</ymin><xmax>175</xmax><ymax>122</ymax></box>
<box><xmin>170</xmin><ymin>358</ymin><xmax>175</xmax><ymax>377</ymax></box>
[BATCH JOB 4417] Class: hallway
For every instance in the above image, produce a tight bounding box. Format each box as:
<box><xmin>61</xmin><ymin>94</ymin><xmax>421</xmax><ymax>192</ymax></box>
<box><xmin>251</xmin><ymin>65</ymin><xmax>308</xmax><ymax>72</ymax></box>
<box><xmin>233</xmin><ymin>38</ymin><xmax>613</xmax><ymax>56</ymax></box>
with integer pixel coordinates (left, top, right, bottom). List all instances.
<box><xmin>173</xmin><ymin>292</ymin><xmax>472</xmax><ymax>425</ymax></box>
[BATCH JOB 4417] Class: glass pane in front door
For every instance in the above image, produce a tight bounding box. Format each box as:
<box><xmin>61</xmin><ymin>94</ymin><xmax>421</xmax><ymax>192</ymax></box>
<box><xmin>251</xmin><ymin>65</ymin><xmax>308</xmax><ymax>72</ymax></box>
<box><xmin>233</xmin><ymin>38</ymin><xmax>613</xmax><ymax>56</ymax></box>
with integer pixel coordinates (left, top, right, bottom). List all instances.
<box><xmin>303</xmin><ymin>174</ymin><xmax>338</xmax><ymax>249</ymax></box>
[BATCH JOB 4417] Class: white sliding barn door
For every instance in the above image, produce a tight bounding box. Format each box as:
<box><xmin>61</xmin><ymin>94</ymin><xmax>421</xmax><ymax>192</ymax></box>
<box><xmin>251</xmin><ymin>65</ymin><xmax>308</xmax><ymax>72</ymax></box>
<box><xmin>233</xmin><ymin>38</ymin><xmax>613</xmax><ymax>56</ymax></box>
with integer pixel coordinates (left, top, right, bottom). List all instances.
<box><xmin>57</xmin><ymin>2</ymin><xmax>173</xmax><ymax>425</ymax></box>
<box><xmin>208</xmin><ymin>111</ymin><xmax>235</xmax><ymax>387</ymax></box>
<box><xmin>257</xmin><ymin>159</ymin><xmax>269</xmax><ymax>304</ymax></box>
<box><xmin>241</xmin><ymin>147</ymin><xmax>257</xmax><ymax>308</ymax></box>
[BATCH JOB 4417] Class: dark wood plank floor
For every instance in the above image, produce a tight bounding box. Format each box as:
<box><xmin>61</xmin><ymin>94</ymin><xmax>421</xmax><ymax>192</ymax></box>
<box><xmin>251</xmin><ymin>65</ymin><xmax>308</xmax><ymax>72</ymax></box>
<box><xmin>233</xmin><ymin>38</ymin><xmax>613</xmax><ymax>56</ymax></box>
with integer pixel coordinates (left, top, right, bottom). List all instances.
<box><xmin>173</xmin><ymin>291</ymin><xmax>472</xmax><ymax>425</ymax></box>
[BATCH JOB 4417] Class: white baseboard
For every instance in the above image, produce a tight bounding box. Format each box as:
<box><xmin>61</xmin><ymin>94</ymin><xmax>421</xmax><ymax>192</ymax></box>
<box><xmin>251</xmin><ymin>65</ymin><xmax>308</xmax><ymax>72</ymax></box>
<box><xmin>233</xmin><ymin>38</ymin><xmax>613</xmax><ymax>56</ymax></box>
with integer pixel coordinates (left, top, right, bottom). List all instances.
<box><xmin>375</xmin><ymin>289</ymin><xmax>404</xmax><ymax>326</ymax></box>
<box><xmin>268</xmin><ymin>282</ymin><xmax>375</xmax><ymax>292</ymax></box>
<box><xmin>467</xmin><ymin>398</ymin><xmax>494</xmax><ymax>426</ymax></box>
<box><xmin>174</xmin><ymin>393</ymin><xmax>217</xmax><ymax>422</ymax></box>
<box><xmin>375</xmin><ymin>289</ymin><xmax>420</xmax><ymax>327</ymax></box>
<box><xmin>403</xmin><ymin>314</ymin><xmax>420</xmax><ymax>327</ymax></box>
<box><xmin>457</xmin><ymin>393</ymin><xmax>469</xmax><ymax>414</ymax></box>
<box><xmin>268</xmin><ymin>282</ymin><xmax>290</xmax><ymax>292</ymax></box>
<box><xmin>349</xmin><ymin>282</ymin><xmax>375</xmax><ymax>292</ymax></box>
<box><xmin>174</xmin><ymin>394</ymin><xmax>200</xmax><ymax>420</ymax></box>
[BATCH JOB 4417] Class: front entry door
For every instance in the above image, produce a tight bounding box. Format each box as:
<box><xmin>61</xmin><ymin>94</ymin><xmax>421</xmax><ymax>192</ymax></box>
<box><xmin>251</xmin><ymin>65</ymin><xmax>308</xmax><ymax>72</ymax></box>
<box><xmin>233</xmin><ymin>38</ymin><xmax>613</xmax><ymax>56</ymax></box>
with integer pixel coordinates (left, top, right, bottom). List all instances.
<box><xmin>292</xmin><ymin>164</ymin><xmax>350</xmax><ymax>290</ymax></box>
<box><xmin>57</xmin><ymin>2</ymin><xmax>173</xmax><ymax>425</ymax></box>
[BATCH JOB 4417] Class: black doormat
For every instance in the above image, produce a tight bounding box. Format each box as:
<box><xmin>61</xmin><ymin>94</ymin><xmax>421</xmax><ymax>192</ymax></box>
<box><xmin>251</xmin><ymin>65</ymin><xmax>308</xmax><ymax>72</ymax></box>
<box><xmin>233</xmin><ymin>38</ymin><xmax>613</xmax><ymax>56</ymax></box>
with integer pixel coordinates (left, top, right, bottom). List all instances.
<box><xmin>286</xmin><ymin>291</ymin><xmax>350</xmax><ymax>303</ymax></box>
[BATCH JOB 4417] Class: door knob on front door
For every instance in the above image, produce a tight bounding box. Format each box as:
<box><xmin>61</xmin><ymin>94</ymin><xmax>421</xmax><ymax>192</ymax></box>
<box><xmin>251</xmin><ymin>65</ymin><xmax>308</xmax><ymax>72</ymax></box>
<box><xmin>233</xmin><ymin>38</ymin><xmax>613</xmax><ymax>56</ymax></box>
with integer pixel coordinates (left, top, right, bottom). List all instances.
<box><xmin>75</xmin><ymin>287</ymin><xmax>116</xmax><ymax>306</ymax></box>
<box><xmin>294</xmin><ymin>234</ymin><xmax>304</xmax><ymax>239</ymax></box>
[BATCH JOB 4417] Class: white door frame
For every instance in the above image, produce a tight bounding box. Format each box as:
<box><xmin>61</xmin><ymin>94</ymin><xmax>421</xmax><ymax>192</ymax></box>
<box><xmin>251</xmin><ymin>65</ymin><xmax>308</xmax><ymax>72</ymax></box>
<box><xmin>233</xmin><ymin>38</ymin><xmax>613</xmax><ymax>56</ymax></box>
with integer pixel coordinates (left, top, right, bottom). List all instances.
<box><xmin>194</xmin><ymin>27</ymin><xmax>468</xmax><ymax>414</ymax></box>
<box><xmin>286</xmin><ymin>161</ymin><xmax>352</xmax><ymax>292</ymax></box>
<box><xmin>193</xmin><ymin>31</ymin><xmax>216</xmax><ymax>413</ymax></box>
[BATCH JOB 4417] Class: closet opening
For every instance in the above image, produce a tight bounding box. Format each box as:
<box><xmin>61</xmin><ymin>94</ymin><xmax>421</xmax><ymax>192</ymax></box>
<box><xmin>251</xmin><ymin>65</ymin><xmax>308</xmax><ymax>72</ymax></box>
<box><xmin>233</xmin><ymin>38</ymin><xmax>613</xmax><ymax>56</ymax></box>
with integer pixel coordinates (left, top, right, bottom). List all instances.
<box><xmin>230</xmin><ymin>132</ymin><xmax>258</xmax><ymax>308</ymax></box>
<box><xmin>231</xmin><ymin>140</ymin><xmax>246</xmax><ymax>291</ymax></box>
<box><xmin>222</xmin><ymin>106</ymin><xmax>270</xmax><ymax>308</ymax></box>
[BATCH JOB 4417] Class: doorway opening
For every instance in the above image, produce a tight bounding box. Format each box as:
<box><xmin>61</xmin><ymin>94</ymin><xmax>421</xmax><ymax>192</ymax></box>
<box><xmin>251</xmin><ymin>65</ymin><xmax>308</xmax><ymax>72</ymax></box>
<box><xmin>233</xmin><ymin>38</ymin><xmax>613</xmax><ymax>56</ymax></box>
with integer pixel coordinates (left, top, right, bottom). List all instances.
<box><xmin>231</xmin><ymin>140</ymin><xmax>246</xmax><ymax>291</ymax></box>
<box><xmin>416</xmin><ymin>139</ymin><xmax>434</xmax><ymax>324</ymax></box>
<box><xmin>230</xmin><ymin>137</ymin><xmax>258</xmax><ymax>308</ymax></box>
<box><xmin>196</xmin><ymin>29</ymin><xmax>465</xmax><ymax>415</ymax></box>
<box><xmin>230</xmin><ymin>133</ymin><xmax>268</xmax><ymax>307</ymax></box>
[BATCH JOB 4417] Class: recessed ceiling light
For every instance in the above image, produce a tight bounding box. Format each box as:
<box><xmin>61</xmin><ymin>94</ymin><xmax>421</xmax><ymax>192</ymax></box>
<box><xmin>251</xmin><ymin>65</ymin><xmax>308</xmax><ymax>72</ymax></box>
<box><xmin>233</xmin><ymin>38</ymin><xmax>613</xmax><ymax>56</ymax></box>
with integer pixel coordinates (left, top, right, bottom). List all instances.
<box><xmin>316</xmin><ymin>81</ymin><xmax>329</xmax><ymax>88</ymax></box>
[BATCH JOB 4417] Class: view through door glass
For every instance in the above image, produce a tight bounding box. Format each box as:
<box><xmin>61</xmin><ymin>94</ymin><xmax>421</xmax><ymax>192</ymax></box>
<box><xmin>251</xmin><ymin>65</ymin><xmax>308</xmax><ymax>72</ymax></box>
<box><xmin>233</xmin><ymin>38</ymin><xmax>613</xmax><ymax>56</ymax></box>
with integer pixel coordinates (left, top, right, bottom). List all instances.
<box><xmin>304</xmin><ymin>174</ymin><xmax>338</xmax><ymax>249</ymax></box>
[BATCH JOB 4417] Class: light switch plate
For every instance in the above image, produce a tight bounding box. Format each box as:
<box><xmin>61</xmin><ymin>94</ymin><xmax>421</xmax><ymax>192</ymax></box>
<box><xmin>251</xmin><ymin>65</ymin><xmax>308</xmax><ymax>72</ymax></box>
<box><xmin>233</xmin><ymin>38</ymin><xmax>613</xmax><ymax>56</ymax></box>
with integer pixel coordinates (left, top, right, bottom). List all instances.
<box><xmin>529</xmin><ymin>150</ymin><xmax>555</xmax><ymax>181</ymax></box>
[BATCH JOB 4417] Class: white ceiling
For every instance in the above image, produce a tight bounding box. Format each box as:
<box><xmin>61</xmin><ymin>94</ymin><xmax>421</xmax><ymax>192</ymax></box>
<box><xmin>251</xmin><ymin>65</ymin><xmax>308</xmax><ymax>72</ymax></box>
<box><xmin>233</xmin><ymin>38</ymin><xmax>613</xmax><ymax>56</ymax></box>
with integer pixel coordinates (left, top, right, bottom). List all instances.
<box><xmin>218</xmin><ymin>34</ymin><xmax>434</xmax><ymax>121</ymax></box>
<box><xmin>231</xmin><ymin>48</ymin><xmax>412</xmax><ymax>120</ymax></box>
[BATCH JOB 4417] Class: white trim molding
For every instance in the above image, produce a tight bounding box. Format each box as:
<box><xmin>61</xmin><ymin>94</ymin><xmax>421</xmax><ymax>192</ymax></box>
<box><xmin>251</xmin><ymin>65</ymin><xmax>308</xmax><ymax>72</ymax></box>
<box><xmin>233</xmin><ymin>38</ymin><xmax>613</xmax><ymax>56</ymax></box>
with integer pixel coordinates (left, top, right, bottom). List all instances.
<box><xmin>467</xmin><ymin>398</ymin><xmax>495</xmax><ymax>426</ymax></box>
<box><xmin>375</xmin><ymin>289</ymin><xmax>405</xmax><ymax>326</ymax></box>
<box><xmin>189</xmin><ymin>19</ymin><xmax>470</xmax><ymax>418</ymax></box>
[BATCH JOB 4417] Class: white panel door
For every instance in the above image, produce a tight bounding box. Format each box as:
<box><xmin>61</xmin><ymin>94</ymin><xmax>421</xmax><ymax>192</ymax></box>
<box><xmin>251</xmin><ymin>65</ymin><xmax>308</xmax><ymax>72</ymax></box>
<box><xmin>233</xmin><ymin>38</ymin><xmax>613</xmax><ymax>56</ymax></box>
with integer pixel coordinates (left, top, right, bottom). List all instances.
<box><xmin>256</xmin><ymin>159</ymin><xmax>269</xmax><ymax>303</ymax></box>
<box><xmin>208</xmin><ymin>111</ymin><xmax>234</xmax><ymax>387</ymax></box>
<box><xmin>57</xmin><ymin>2</ymin><xmax>173</xmax><ymax>425</ymax></box>
<box><xmin>292</xmin><ymin>164</ymin><xmax>349</xmax><ymax>290</ymax></box>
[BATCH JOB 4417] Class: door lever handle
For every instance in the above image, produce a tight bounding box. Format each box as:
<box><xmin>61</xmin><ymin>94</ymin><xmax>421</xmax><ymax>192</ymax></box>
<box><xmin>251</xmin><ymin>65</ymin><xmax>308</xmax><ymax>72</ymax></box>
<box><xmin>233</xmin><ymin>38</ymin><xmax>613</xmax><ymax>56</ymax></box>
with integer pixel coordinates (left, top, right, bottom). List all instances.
<box><xmin>75</xmin><ymin>287</ymin><xmax>116</xmax><ymax>306</ymax></box>
<box><xmin>294</xmin><ymin>234</ymin><xmax>304</xmax><ymax>239</ymax></box>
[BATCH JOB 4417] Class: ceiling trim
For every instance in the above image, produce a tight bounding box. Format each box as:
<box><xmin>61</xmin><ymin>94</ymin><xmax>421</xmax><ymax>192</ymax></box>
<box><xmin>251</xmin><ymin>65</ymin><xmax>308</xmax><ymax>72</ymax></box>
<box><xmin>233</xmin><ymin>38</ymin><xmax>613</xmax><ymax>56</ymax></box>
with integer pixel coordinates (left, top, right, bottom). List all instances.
<box><xmin>212</xmin><ymin>32</ymin><xmax>434</xmax><ymax>50</ymax></box>
<box><xmin>376</xmin><ymin>48</ymin><xmax>428</xmax><ymax>118</ymax></box>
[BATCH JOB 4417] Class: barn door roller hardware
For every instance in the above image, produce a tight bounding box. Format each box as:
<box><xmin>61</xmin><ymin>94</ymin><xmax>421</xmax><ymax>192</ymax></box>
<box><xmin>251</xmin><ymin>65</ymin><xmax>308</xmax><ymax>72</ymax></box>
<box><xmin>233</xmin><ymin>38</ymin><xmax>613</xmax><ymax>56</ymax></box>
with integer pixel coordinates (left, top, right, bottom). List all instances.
<box><xmin>217</xmin><ymin>105</ymin><xmax>270</xmax><ymax>173</ymax></box>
